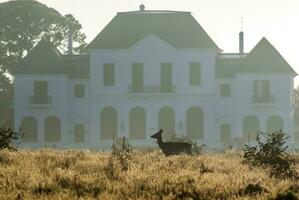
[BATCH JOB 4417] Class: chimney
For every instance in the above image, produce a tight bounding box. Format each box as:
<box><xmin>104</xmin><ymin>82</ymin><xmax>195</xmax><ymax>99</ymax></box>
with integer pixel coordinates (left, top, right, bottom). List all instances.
<box><xmin>239</xmin><ymin>31</ymin><xmax>244</xmax><ymax>54</ymax></box>
<box><xmin>139</xmin><ymin>4</ymin><xmax>145</xmax><ymax>11</ymax></box>
<box><xmin>68</xmin><ymin>30</ymin><xmax>73</xmax><ymax>55</ymax></box>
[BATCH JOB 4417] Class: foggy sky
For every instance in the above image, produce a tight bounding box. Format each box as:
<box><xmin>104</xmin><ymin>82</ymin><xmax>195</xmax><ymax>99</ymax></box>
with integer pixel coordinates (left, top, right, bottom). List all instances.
<box><xmin>2</xmin><ymin>0</ymin><xmax>299</xmax><ymax>86</ymax></box>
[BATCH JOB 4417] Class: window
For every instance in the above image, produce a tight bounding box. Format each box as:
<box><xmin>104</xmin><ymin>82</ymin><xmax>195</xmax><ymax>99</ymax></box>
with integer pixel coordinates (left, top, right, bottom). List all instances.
<box><xmin>132</xmin><ymin>63</ymin><xmax>143</xmax><ymax>93</ymax></box>
<box><xmin>74</xmin><ymin>84</ymin><xmax>85</xmax><ymax>98</ymax></box>
<box><xmin>74</xmin><ymin>124</ymin><xmax>85</xmax><ymax>143</ymax></box>
<box><xmin>220</xmin><ymin>84</ymin><xmax>231</xmax><ymax>97</ymax></box>
<box><xmin>103</xmin><ymin>63</ymin><xmax>115</xmax><ymax>86</ymax></box>
<box><xmin>161</xmin><ymin>63</ymin><xmax>172</xmax><ymax>93</ymax></box>
<box><xmin>189</xmin><ymin>63</ymin><xmax>201</xmax><ymax>85</ymax></box>
<box><xmin>220</xmin><ymin>124</ymin><xmax>231</xmax><ymax>144</ymax></box>
<box><xmin>33</xmin><ymin>81</ymin><xmax>48</xmax><ymax>103</ymax></box>
<box><xmin>253</xmin><ymin>80</ymin><xmax>271</xmax><ymax>102</ymax></box>
<box><xmin>45</xmin><ymin>116</ymin><xmax>61</xmax><ymax>142</ymax></box>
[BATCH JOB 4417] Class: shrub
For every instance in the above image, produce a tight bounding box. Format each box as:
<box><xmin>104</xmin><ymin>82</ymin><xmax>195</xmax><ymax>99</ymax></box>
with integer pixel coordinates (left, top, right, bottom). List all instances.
<box><xmin>243</xmin><ymin>129</ymin><xmax>297</xmax><ymax>180</ymax></box>
<box><xmin>0</xmin><ymin>124</ymin><xmax>22</xmax><ymax>150</ymax></box>
<box><xmin>188</xmin><ymin>140</ymin><xmax>205</xmax><ymax>156</ymax></box>
<box><xmin>111</xmin><ymin>137</ymin><xmax>133</xmax><ymax>171</ymax></box>
<box><xmin>238</xmin><ymin>182</ymin><xmax>268</xmax><ymax>196</ymax></box>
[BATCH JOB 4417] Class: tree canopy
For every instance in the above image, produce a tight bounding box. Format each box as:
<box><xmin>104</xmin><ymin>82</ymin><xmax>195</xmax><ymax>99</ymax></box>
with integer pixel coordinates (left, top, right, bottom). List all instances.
<box><xmin>0</xmin><ymin>0</ymin><xmax>87</xmax><ymax>74</ymax></box>
<box><xmin>0</xmin><ymin>0</ymin><xmax>87</xmax><ymax>125</ymax></box>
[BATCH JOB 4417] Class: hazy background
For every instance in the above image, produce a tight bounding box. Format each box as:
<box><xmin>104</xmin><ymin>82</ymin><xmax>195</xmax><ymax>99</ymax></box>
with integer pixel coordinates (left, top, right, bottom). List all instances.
<box><xmin>2</xmin><ymin>0</ymin><xmax>298</xmax><ymax>86</ymax></box>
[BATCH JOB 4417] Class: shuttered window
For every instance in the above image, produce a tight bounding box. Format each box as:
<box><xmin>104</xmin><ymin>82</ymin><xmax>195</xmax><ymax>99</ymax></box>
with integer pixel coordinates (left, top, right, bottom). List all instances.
<box><xmin>33</xmin><ymin>81</ymin><xmax>48</xmax><ymax>103</ymax></box>
<box><xmin>103</xmin><ymin>63</ymin><xmax>115</xmax><ymax>86</ymax></box>
<box><xmin>74</xmin><ymin>124</ymin><xmax>85</xmax><ymax>143</ymax></box>
<box><xmin>220</xmin><ymin>84</ymin><xmax>231</xmax><ymax>97</ymax></box>
<box><xmin>161</xmin><ymin>63</ymin><xmax>172</xmax><ymax>93</ymax></box>
<box><xmin>254</xmin><ymin>80</ymin><xmax>270</xmax><ymax>96</ymax></box>
<box><xmin>253</xmin><ymin>80</ymin><xmax>271</xmax><ymax>102</ymax></box>
<box><xmin>220</xmin><ymin>124</ymin><xmax>231</xmax><ymax>144</ymax></box>
<box><xmin>132</xmin><ymin>63</ymin><xmax>143</xmax><ymax>93</ymax></box>
<box><xmin>74</xmin><ymin>84</ymin><xmax>85</xmax><ymax>98</ymax></box>
<box><xmin>189</xmin><ymin>63</ymin><xmax>201</xmax><ymax>85</ymax></box>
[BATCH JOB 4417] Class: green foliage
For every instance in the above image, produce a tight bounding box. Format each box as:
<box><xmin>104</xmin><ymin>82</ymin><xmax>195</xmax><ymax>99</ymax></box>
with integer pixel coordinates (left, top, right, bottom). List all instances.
<box><xmin>238</xmin><ymin>182</ymin><xmax>268</xmax><ymax>196</ymax></box>
<box><xmin>0</xmin><ymin>69</ymin><xmax>13</xmax><ymax>125</ymax></box>
<box><xmin>0</xmin><ymin>70</ymin><xmax>13</xmax><ymax>125</ymax></box>
<box><xmin>0</xmin><ymin>0</ymin><xmax>87</xmax><ymax>73</ymax></box>
<box><xmin>243</xmin><ymin>130</ymin><xmax>297</xmax><ymax>180</ymax></box>
<box><xmin>0</xmin><ymin>124</ymin><xmax>22</xmax><ymax>150</ymax></box>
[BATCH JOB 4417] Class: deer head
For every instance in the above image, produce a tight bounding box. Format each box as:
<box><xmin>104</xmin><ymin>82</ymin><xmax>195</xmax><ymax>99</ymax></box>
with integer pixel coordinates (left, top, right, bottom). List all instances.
<box><xmin>151</xmin><ymin>129</ymin><xmax>163</xmax><ymax>139</ymax></box>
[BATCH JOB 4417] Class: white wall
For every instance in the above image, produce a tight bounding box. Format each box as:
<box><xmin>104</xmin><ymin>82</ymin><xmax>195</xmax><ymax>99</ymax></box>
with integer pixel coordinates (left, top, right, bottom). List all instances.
<box><xmin>15</xmin><ymin>75</ymin><xmax>69</xmax><ymax>147</ymax></box>
<box><xmin>89</xmin><ymin>34</ymin><xmax>217</xmax><ymax>96</ymax></box>
<box><xmin>234</xmin><ymin>74</ymin><xmax>294</xmax><ymax>142</ymax></box>
<box><xmin>13</xmin><ymin>34</ymin><xmax>296</xmax><ymax>149</ymax></box>
<box><xmin>88</xmin><ymin>34</ymin><xmax>219</xmax><ymax>148</ymax></box>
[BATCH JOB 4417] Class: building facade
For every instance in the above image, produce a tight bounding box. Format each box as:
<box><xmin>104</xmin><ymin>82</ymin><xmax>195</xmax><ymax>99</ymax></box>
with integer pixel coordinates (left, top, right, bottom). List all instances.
<box><xmin>14</xmin><ymin>7</ymin><xmax>297</xmax><ymax>149</ymax></box>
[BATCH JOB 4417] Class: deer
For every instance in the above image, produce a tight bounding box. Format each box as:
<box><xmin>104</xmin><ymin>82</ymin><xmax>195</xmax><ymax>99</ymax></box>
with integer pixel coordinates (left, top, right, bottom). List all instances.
<box><xmin>151</xmin><ymin>129</ymin><xmax>192</xmax><ymax>156</ymax></box>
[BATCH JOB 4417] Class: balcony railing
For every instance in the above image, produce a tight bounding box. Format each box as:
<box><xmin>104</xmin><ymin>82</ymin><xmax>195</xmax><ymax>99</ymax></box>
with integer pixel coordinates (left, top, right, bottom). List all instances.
<box><xmin>29</xmin><ymin>95</ymin><xmax>52</xmax><ymax>106</ymax></box>
<box><xmin>128</xmin><ymin>85</ymin><xmax>176</xmax><ymax>94</ymax></box>
<box><xmin>252</xmin><ymin>94</ymin><xmax>274</xmax><ymax>104</ymax></box>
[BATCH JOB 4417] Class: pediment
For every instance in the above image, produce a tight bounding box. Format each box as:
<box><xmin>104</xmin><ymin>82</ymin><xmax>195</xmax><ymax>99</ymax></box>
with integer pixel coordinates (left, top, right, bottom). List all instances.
<box><xmin>129</xmin><ymin>33</ymin><xmax>174</xmax><ymax>51</ymax></box>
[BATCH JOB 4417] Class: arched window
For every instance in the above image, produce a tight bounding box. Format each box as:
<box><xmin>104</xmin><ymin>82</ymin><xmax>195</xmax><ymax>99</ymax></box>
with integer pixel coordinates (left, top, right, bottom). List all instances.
<box><xmin>267</xmin><ymin>115</ymin><xmax>283</xmax><ymax>133</ymax></box>
<box><xmin>243</xmin><ymin>115</ymin><xmax>259</xmax><ymax>142</ymax></box>
<box><xmin>187</xmin><ymin>107</ymin><xmax>204</xmax><ymax>139</ymax></box>
<box><xmin>21</xmin><ymin>116</ymin><xmax>37</xmax><ymax>142</ymax></box>
<box><xmin>45</xmin><ymin>116</ymin><xmax>61</xmax><ymax>142</ymax></box>
<box><xmin>158</xmin><ymin>107</ymin><xmax>175</xmax><ymax>141</ymax></box>
<box><xmin>129</xmin><ymin>107</ymin><xmax>146</xmax><ymax>139</ymax></box>
<box><xmin>101</xmin><ymin>107</ymin><xmax>117</xmax><ymax>139</ymax></box>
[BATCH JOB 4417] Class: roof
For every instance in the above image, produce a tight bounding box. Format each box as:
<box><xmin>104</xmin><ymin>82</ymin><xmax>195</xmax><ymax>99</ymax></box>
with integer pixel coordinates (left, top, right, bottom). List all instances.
<box><xmin>63</xmin><ymin>55</ymin><xmax>89</xmax><ymax>79</ymax></box>
<box><xmin>15</xmin><ymin>40</ymin><xmax>89</xmax><ymax>78</ymax></box>
<box><xmin>215</xmin><ymin>56</ymin><xmax>243</xmax><ymax>78</ymax></box>
<box><xmin>236</xmin><ymin>37</ymin><xmax>296</xmax><ymax>74</ymax></box>
<box><xmin>216</xmin><ymin>38</ymin><xmax>296</xmax><ymax>77</ymax></box>
<box><xmin>16</xmin><ymin>40</ymin><xmax>64</xmax><ymax>74</ymax></box>
<box><xmin>87</xmin><ymin>11</ymin><xmax>219</xmax><ymax>49</ymax></box>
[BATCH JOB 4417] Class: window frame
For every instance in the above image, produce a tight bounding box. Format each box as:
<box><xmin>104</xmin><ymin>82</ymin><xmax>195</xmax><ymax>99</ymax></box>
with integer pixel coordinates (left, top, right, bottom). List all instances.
<box><xmin>103</xmin><ymin>63</ymin><xmax>115</xmax><ymax>86</ymax></box>
<box><xmin>220</xmin><ymin>124</ymin><xmax>231</xmax><ymax>144</ymax></box>
<box><xmin>74</xmin><ymin>84</ymin><xmax>85</xmax><ymax>98</ymax></box>
<box><xmin>74</xmin><ymin>124</ymin><xmax>85</xmax><ymax>143</ymax></box>
<box><xmin>189</xmin><ymin>62</ymin><xmax>201</xmax><ymax>86</ymax></box>
<box><xmin>220</xmin><ymin>83</ymin><xmax>231</xmax><ymax>97</ymax></box>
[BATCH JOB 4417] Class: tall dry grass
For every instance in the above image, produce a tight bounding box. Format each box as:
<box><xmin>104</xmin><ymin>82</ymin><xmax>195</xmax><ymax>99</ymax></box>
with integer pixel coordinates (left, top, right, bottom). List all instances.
<box><xmin>0</xmin><ymin>149</ymin><xmax>298</xmax><ymax>200</ymax></box>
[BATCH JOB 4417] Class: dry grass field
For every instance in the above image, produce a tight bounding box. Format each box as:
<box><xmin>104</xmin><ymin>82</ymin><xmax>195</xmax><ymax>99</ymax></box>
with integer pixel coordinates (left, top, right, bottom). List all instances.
<box><xmin>0</xmin><ymin>149</ymin><xmax>298</xmax><ymax>200</ymax></box>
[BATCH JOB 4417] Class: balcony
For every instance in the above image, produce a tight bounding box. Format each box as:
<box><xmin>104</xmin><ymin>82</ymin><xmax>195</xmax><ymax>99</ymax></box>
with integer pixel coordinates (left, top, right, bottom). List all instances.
<box><xmin>128</xmin><ymin>85</ymin><xmax>176</xmax><ymax>94</ymax></box>
<box><xmin>252</xmin><ymin>94</ymin><xmax>274</xmax><ymax>105</ymax></box>
<box><xmin>29</xmin><ymin>95</ymin><xmax>52</xmax><ymax>107</ymax></box>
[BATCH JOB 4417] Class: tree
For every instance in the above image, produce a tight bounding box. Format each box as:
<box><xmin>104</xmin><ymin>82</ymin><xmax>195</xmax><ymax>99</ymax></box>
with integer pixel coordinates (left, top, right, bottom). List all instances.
<box><xmin>0</xmin><ymin>0</ymin><xmax>87</xmax><ymax>125</ymax></box>
<box><xmin>0</xmin><ymin>124</ymin><xmax>22</xmax><ymax>150</ymax></box>
<box><xmin>293</xmin><ymin>87</ymin><xmax>299</xmax><ymax>123</ymax></box>
<box><xmin>0</xmin><ymin>0</ymin><xmax>87</xmax><ymax>74</ymax></box>
<box><xmin>0</xmin><ymin>70</ymin><xmax>13</xmax><ymax>126</ymax></box>
<box><xmin>243</xmin><ymin>130</ymin><xmax>297</xmax><ymax>180</ymax></box>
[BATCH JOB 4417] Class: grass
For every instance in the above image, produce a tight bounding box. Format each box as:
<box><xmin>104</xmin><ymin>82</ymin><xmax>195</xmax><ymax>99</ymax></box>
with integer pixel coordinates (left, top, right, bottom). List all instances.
<box><xmin>0</xmin><ymin>149</ymin><xmax>298</xmax><ymax>199</ymax></box>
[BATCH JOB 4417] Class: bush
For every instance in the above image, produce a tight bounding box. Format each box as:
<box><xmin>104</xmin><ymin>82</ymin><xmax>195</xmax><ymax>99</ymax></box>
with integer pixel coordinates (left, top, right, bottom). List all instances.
<box><xmin>111</xmin><ymin>137</ymin><xmax>133</xmax><ymax>171</ymax></box>
<box><xmin>0</xmin><ymin>124</ymin><xmax>22</xmax><ymax>150</ymax></box>
<box><xmin>243</xmin><ymin>130</ymin><xmax>297</xmax><ymax>180</ymax></box>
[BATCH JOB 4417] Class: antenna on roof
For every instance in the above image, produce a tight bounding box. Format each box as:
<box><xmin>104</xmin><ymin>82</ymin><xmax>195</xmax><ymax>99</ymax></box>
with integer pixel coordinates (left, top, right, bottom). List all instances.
<box><xmin>139</xmin><ymin>4</ymin><xmax>145</xmax><ymax>11</ymax></box>
<box><xmin>239</xmin><ymin>17</ymin><xmax>244</xmax><ymax>54</ymax></box>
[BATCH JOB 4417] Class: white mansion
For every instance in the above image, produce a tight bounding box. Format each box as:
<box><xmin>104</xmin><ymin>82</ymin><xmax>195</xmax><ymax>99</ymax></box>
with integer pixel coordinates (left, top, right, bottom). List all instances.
<box><xmin>14</xmin><ymin>6</ymin><xmax>297</xmax><ymax>149</ymax></box>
